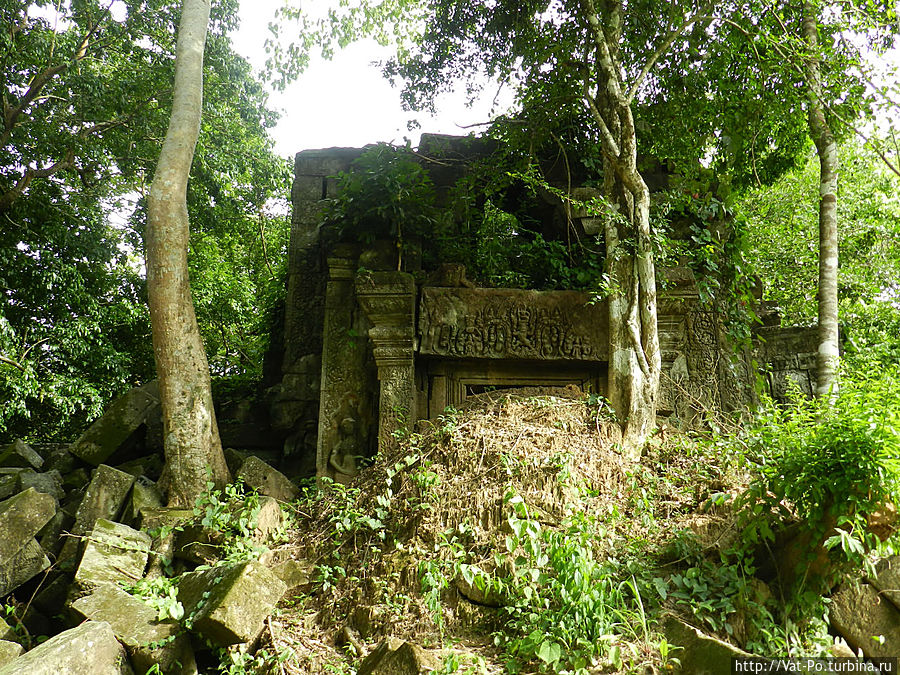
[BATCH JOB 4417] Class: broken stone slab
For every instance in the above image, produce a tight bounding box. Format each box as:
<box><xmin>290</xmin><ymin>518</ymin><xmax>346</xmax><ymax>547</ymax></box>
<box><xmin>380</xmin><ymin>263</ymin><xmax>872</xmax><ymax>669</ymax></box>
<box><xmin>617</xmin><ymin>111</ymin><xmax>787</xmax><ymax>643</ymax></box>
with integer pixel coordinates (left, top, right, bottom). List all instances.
<box><xmin>870</xmin><ymin>555</ymin><xmax>900</xmax><ymax>609</ymax></box>
<box><xmin>17</xmin><ymin>469</ymin><xmax>65</xmax><ymax>501</ymax></box>
<box><xmin>74</xmin><ymin>519</ymin><xmax>151</xmax><ymax>592</ymax></box>
<box><xmin>0</xmin><ymin>478</ymin><xmax>15</xmax><ymax>503</ymax></box>
<box><xmin>357</xmin><ymin>638</ymin><xmax>442</xmax><ymax>675</ymax></box>
<box><xmin>0</xmin><ymin>440</ymin><xmax>43</xmax><ymax>470</ymax></box>
<box><xmin>253</xmin><ymin>496</ymin><xmax>285</xmax><ymax>542</ymax></box>
<box><xmin>69</xmin><ymin>381</ymin><xmax>159</xmax><ymax>466</ymax></box>
<box><xmin>37</xmin><ymin>509</ymin><xmax>72</xmax><ymax>557</ymax></box>
<box><xmin>662</xmin><ymin>615</ymin><xmax>751</xmax><ymax>675</ymax></box>
<box><xmin>137</xmin><ymin>508</ymin><xmax>194</xmax><ymax>578</ymax></box>
<box><xmin>0</xmin><ymin>641</ymin><xmax>22</xmax><ymax>669</ymax></box>
<box><xmin>0</xmin><ymin>619</ymin><xmax>15</xmax><ymax>644</ymax></box>
<box><xmin>0</xmin><ymin>488</ymin><xmax>56</xmax><ymax>563</ymax></box>
<box><xmin>60</xmin><ymin>464</ymin><xmax>136</xmax><ymax>561</ymax></box>
<box><xmin>120</xmin><ymin>478</ymin><xmax>164</xmax><ymax>528</ymax></box>
<box><xmin>0</xmin><ymin>538</ymin><xmax>50</xmax><ymax>597</ymax></box>
<box><xmin>269</xmin><ymin>558</ymin><xmax>313</xmax><ymax>593</ymax></box>
<box><xmin>71</xmin><ymin>583</ymin><xmax>195</xmax><ymax>675</ymax></box>
<box><xmin>236</xmin><ymin>456</ymin><xmax>299</xmax><ymax>502</ymax></box>
<box><xmin>831</xmin><ymin>582</ymin><xmax>900</xmax><ymax>658</ymax></box>
<box><xmin>0</xmin><ymin>620</ymin><xmax>132</xmax><ymax>675</ymax></box>
<box><xmin>115</xmin><ymin>455</ymin><xmax>164</xmax><ymax>483</ymax></box>
<box><xmin>177</xmin><ymin>560</ymin><xmax>287</xmax><ymax>646</ymax></box>
<box><xmin>32</xmin><ymin>572</ymin><xmax>72</xmax><ymax>617</ymax></box>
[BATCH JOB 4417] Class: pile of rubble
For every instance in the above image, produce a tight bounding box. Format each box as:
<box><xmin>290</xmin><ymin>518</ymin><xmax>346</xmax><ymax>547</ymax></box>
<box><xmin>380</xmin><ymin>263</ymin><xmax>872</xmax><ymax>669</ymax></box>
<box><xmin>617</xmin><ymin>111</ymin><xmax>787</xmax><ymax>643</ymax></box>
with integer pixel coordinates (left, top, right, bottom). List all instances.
<box><xmin>0</xmin><ymin>383</ymin><xmax>307</xmax><ymax>675</ymax></box>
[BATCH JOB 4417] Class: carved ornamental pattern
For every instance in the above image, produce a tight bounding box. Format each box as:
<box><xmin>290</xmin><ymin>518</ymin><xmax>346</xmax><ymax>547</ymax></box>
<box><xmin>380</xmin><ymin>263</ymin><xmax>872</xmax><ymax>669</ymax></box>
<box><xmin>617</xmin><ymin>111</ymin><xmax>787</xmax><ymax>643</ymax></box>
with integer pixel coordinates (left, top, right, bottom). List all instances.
<box><xmin>419</xmin><ymin>288</ymin><xmax>608</xmax><ymax>361</ymax></box>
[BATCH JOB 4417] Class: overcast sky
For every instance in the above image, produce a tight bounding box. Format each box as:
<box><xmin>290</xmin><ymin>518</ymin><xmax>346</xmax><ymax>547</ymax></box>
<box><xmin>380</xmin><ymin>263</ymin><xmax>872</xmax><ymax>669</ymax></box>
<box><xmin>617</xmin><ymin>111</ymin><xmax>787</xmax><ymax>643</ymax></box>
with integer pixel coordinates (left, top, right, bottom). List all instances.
<box><xmin>233</xmin><ymin>0</ymin><xmax>505</xmax><ymax>157</ymax></box>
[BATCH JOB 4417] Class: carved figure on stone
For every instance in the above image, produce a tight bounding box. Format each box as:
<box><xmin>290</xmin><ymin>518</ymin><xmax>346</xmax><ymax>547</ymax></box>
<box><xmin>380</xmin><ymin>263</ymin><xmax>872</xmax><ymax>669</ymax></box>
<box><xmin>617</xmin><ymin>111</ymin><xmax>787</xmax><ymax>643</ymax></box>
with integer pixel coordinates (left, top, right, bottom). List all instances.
<box><xmin>329</xmin><ymin>417</ymin><xmax>362</xmax><ymax>477</ymax></box>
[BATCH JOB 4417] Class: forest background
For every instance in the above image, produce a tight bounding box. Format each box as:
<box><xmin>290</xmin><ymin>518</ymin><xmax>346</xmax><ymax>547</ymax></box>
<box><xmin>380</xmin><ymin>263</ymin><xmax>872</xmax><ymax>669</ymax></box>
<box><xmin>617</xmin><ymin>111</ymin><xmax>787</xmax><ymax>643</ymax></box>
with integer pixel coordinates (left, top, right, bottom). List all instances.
<box><xmin>1</xmin><ymin>0</ymin><xmax>899</xmax><ymax>444</ymax></box>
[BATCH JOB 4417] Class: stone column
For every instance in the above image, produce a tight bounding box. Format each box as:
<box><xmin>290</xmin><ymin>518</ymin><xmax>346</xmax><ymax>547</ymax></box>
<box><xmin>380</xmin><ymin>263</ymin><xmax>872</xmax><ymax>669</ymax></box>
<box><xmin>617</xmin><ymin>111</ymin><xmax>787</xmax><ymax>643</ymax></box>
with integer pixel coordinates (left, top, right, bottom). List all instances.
<box><xmin>315</xmin><ymin>248</ymin><xmax>372</xmax><ymax>481</ymax></box>
<box><xmin>356</xmin><ymin>272</ymin><xmax>417</xmax><ymax>455</ymax></box>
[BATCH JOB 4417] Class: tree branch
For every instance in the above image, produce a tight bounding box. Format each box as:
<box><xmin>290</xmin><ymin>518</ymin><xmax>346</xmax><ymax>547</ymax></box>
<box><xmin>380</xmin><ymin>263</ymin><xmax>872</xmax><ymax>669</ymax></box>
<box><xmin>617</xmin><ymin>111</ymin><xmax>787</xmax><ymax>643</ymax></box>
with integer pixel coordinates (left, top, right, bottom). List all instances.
<box><xmin>625</xmin><ymin>1</ymin><xmax>719</xmax><ymax>104</ymax></box>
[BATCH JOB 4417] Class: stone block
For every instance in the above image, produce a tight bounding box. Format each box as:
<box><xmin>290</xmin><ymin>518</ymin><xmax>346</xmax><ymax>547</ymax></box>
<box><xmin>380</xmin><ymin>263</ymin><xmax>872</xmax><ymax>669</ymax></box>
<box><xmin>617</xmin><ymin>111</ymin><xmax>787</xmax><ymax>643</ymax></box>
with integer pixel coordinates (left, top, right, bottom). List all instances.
<box><xmin>44</xmin><ymin>446</ymin><xmax>77</xmax><ymax>474</ymax></box>
<box><xmin>0</xmin><ymin>440</ymin><xmax>43</xmax><ymax>470</ymax></box>
<box><xmin>236</xmin><ymin>456</ymin><xmax>298</xmax><ymax>502</ymax></box>
<box><xmin>662</xmin><ymin>615</ymin><xmax>751</xmax><ymax>674</ymax></box>
<box><xmin>0</xmin><ymin>619</ymin><xmax>15</xmax><ymax>644</ymax></box>
<box><xmin>70</xmin><ymin>382</ymin><xmax>159</xmax><ymax>466</ymax></box>
<box><xmin>116</xmin><ymin>457</ymin><xmax>163</xmax><ymax>484</ymax></box>
<box><xmin>60</xmin><ymin>464</ymin><xmax>135</xmax><ymax>561</ymax></box>
<box><xmin>32</xmin><ymin>572</ymin><xmax>72</xmax><ymax>617</ymax></box>
<box><xmin>0</xmin><ymin>620</ymin><xmax>132</xmax><ymax>675</ymax></box>
<box><xmin>37</xmin><ymin>509</ymin><xmax>71</xmax><ymax>557</ymax></box>
<box><xmin>357</xmin><ymin>638</ymin><xmax>442</xmax><ymax>675</ymax></box>
<box><xmin>831</xmin><ymin>582</ymin><xmax>900</xmax><ymax>657</ymax></box>
<box><xmin>71</xmin><ymin>583</ymin><xmax>195</xmax><ymax>675</ymax></box>
<box><xmin>17</xmin><ymin>470</ymin><xmax>64</xmax><ymax>501</ymax></box>
<box><xmin>74</xmin><ymin>519</ymin><xmax>151</xmax><ymax>591</ymax></box>
<box><xmin>0</xmin><ymin>641</ymin><xmax>22</xmax><ymax>668</ymax></box>
<box><xmin>177</xmin><ymin>560</ymin><xmax>287</xmax><ymax>646</ymax></box>
<box><xmin>269</xmin><ymin>559</ymin><xmax>312</xmax><ymax>593</ymax></box>
<box><xmin>0</xmin><ymin>478</ymin><xmax>15</xmax><ymax>503</ymax></box>
<box><xmin>871</xmin><ymin>555</ymin><xmax>900</xmax><ymax>608</ymax></box>
<box><xmin>121</xmin><ymin>478</ymin><xmax>164</xmax><ymax>527</ymax></box>
<box><xmin>0</xmin><ymin>488</ymin><xmax>57</xmax><ymax>565</ymax></box>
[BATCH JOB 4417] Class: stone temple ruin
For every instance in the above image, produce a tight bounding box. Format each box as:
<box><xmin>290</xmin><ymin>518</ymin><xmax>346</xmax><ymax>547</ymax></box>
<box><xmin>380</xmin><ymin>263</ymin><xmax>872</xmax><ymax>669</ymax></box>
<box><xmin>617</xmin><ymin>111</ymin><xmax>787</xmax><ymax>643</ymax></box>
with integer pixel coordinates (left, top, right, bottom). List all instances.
<box><xmin>268</xmin><ymin>134</ymin><xmax>821</xmax><ymax>482</ymax></box>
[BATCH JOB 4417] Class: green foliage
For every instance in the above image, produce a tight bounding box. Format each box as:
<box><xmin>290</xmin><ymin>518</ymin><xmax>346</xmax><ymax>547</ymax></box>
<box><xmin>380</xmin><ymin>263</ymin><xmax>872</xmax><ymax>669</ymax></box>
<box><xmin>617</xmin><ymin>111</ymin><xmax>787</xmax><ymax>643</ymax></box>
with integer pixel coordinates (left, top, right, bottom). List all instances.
<box><xmin>1</xmin><ymin>0</ymin><xmax>288</xmax><ymax>441</ymax></box>
<box><xmin>487</xmin><ymin>492</ymin><xmax>662</xmax><ymax>674</ymax></box>
<box><xmin>323</xmin><ymin>143</ymin><xmax>607</xmax><ymax>291</ymax></box>
<box><xmin>735</xmin><ymin>368</ymin><xmax>900</xmax><ymax>580</ymax></box>
<box><xmin>193</xmin><ymin>480</ymin><xmax>286</xmax><ymax>563</ymax></box>
<box><xmin>122</xmin><ymin>576</ymin><xmax>185</xmax><ymax>622</ymax></box>
<box><xmin>738</xmin><ymin>141</ymin><xmax>900</xmax><ymax>339</ymax></box>
<box><xmin>323</xmin><ymin>143</ymin><xmax>438</xmax><ymax>260</ymax></box>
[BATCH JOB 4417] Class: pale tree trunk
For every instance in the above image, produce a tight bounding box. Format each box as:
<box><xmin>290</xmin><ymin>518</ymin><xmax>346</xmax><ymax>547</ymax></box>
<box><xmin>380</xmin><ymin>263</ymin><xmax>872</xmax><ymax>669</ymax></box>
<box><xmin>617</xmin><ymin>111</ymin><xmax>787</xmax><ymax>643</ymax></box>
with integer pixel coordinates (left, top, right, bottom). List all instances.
<box><xmin>146</xmin><ymin>0</ymin><xmax>231</xmax><ymax>506</ymax></box>
<box><xmin>802</xmin><ymin>1</ymin><xmax>840</xmax><ymax>400</ymax></box>
<box><xmin>580</xmin><ymin>0</ymin><xmax>661</xmax><ymax>458</ymax></box>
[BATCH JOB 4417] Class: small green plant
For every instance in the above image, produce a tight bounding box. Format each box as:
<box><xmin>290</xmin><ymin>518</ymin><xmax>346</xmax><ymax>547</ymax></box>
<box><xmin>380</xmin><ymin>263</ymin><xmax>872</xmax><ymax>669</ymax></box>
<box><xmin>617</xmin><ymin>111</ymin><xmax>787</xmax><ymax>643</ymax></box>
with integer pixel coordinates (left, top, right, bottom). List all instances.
<box><xmin>122</xmin><ymin>576</ymin><xmax>185</xmax><ymax>621</ymax></box>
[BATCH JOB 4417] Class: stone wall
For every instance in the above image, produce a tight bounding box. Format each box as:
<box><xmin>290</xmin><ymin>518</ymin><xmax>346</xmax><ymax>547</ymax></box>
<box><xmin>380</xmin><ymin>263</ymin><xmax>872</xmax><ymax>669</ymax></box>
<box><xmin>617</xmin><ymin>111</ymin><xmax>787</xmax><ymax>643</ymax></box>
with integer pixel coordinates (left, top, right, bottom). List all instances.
<box><xmin>275</xmin><ymin>138</ymin><xmax>822</xmax><ymax>480</ymax></box>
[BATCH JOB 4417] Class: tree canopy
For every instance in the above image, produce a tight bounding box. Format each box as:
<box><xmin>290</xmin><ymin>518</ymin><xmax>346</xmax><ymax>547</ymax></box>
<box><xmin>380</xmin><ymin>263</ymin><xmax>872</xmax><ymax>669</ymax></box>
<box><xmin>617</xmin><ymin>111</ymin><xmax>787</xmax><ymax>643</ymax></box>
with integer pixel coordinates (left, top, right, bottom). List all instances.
<box><xmin>0</xmin><ymin>0</ymin><xmax>288</xmax><ymax>441</ymax></box>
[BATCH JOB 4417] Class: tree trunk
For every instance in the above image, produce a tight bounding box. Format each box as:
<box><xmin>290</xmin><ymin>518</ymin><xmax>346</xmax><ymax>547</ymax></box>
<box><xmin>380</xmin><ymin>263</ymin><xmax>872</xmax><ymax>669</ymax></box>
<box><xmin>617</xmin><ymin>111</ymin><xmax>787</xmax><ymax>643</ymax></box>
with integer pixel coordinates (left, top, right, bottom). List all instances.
<box><xmin>580</xmin><ymin>0</ymin><xmax>661</xmax><ymax>457</ymax></box>
<box><xmin>146</xmin><ymin>0</ymin><xmax>231</xmax><ymax>506</ymax></box>
<box><xmin>802</xmin><ymin>1</ymin><xmax>840</xmax><ymax>400</ymax></box>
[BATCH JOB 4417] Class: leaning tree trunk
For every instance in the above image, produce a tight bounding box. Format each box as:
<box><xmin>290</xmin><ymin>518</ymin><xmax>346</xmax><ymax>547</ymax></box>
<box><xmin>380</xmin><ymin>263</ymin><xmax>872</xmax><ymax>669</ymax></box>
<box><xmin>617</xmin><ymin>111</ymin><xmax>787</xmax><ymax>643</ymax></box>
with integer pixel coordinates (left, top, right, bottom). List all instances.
<box><xmin>802</xmin><ymin>1</ymin><xmax>840</xmax><ymax>400</ymax></box>
<box><xmin>581</xmin><ymin>0</ymin><xmax>661</xmax><ymax>458</ymax></box>
<box><xmin>146</xmin><ymin>0</ymin><xmax>231</xmax><ymax>506</ymax></box>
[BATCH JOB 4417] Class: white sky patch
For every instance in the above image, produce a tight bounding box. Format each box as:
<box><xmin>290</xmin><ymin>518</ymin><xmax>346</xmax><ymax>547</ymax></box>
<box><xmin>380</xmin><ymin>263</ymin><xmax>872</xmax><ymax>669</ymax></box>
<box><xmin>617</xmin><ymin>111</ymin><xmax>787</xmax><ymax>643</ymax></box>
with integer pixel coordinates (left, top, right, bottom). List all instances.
<box><xmin>234</xmin><ymin>0</ymin><xmax>511</xmax><ymax>156</ymax></box>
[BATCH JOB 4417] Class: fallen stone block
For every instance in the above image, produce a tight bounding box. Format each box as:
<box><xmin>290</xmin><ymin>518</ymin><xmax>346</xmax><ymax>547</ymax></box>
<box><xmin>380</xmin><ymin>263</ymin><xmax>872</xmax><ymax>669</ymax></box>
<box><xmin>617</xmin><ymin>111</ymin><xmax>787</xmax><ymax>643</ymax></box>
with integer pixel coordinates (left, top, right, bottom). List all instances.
<box><xmin>831</xmin><ymin>582</ymin><xmax>900</xmax><ymax>658</ymax></box>
<box><xmin>60</xmin><ymin>464</ymin><xmax>135</xmax><ymax>561</ymax></box>
<box><xmin>0</xmin><ymin>620</ymin><xmax>132</xmax><ymax>675</ymax></box>
<box><xmin>17</xmin><ymin>470</ymin><xmax>64</xmax><ymax>501</ymax></box>
<box><xmin>177</xmin><ymin>560</ymin><xmax>287</xmax><ymax>646</ymax></box>
<box><xmin>0</xmin><ymin>478</ymin><xmax>16</xmax><ymax>503</ymax></box>
<box><xmin>358</xmin><ymin>638</ymin><xmax>442</xmax><ymax>675</ymax></box>
<box><xmin>0</xmin><ymin>618</ymin><xmax>15</xmax><ymax>643</ymax></box>
<box><xmin>115</xmin><ymin>455</ymin><xmax>164</xmax><ymax>483</ymax></box>
<box><xmin>74</xmin><ymin>519</ymin><xmax>151</xmax><ymax>591</ymax></box>
<box><xmin>0</xmin><ymin>538</ymin><xmax>50</xmax><ymax>597</ymax></box>
<box><xmin>137</xmin><ymin>508</ymin><xmax>194</xmax><ymax>578</ymax></box>
<box><xmin>32</xmin><ymin>572</ymin><xmax>72</xmax><ymax>617</ymax></box>
<box><xmin>269</xmin><ymin>558</ymin><xmax>313</xmax><ymax>593</ymax></box>
<box><xmin>72</xmin><ymin>583</ymin><xmax>195</xmax><ymax>675</ymax></box>
<box><xmin>70</xmin><ymin>381</ymin><xmax>159</xmax><ymax>466</ymax></box>
<box><xmin>0</xmin><ymin>488</ymin><xmax>57</xmax><ymax>563</ymax></box>
<box><xmin>120</xmin><ymin>478</ymin><xmax>164</xmax><ymax>527</ymax></box>
<box><xmin>662</xmin><ymin>614</ymin><xmax>751</xmax><ymax>675</ymax></box>
<box><xmin>870</xmin><ymin>555</ymin><xmax>900</xmax><ymax>609</ymax></box>
<box><xmin>37</xmin><ymin>509</ymin><xmax>71</xmax><ymax>557</ymax></box>
<box><xmin>0</xmin><ymin>641</ymin><xmax>22</xmax><ymax>668</ymax></box>
<box><xmin>0</xmin><ymin>440</ymin><xmax>43</xmax><ymax>470</ymax></box>
<box><xmin>236</xmin><ymin>456</ymin><xmax>298</xmax><ymax>502</ymax></box>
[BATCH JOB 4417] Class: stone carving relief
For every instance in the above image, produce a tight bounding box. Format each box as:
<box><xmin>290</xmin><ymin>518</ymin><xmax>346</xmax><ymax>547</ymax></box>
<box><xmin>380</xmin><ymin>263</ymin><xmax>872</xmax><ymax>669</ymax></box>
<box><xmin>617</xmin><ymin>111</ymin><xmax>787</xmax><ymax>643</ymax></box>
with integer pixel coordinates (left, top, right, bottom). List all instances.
<box><xmin>419</xmin><ymin>288</ymin><xmax>608</xmax><ymax>361</ymax></box>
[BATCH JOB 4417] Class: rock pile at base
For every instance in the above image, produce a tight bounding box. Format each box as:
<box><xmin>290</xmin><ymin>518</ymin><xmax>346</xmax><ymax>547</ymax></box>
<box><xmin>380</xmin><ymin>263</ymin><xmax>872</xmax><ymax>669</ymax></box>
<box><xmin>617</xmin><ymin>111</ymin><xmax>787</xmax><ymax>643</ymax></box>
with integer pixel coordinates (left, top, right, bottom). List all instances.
<box><xmin>0</xmin><ymin>384</ymin><xmax>296</xmax><ymax>674</ymax></box>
